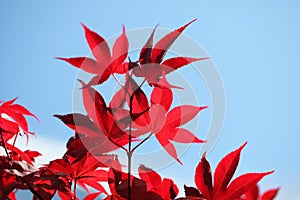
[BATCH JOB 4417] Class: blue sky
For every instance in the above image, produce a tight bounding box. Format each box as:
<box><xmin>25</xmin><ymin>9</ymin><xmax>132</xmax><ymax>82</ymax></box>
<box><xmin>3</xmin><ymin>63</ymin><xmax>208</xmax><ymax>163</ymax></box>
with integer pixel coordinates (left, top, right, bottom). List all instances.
<box><xmin>1</xmin><ymin>1</ymin><xmax>300</xmax><ymax>199</ymax></box>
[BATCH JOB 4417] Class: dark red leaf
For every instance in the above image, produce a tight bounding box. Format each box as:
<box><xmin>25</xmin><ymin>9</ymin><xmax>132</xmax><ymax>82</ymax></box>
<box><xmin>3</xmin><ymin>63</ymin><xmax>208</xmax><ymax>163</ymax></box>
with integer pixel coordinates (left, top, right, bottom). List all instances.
<box><xmin>139</xmin><ymin>25</ymin><xmax>158</xmax><ymax>64</ymax></box>
<box><xmin>54</xmin><ymin>113</ymin><xmax>100</xmax><ymax>137</ymax></box>
<box><xmin>161</xmin><ymin>178</ymin><xmax>179</xmax><ymax>199</ymax></box>
<box><xmin>195</xmin><ymin>154</ymin><xmax>212</xmax><ymax>199</ymax></box>
<box><xmin>184</xmin><ymin>185</ymin><xmax>202</xmax><ymax>198</ymax></box>
<box><xmin>78</xmin><ymin>80</ymin><xmax>108</xmax><ymax>129</ymax></box>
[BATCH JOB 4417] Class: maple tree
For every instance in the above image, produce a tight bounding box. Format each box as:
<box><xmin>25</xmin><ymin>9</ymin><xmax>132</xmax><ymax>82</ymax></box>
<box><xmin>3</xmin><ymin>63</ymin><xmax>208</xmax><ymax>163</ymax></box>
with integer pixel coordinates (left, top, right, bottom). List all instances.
<box><xmin>0</xmin><ymin>20</ymin><xmax>279</xmax><ymax>200</ymax></box>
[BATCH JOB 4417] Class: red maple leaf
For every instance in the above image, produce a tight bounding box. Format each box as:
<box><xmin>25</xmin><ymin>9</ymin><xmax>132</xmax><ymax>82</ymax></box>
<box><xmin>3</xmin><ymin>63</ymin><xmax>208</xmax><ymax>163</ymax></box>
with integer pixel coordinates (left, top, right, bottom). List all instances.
<box><xmin>184</xmin><ymin>143</ymin><xmax>274</xmax><ymax>200</ymax></box>
<box><xmin>106</xmin><ymin>165</ymin><xmax>179</xmax><ymax>200</ymax></box>
<box><xmin>109</xmin><ymin>73</ymin><xmax>151</xmax><ymax>128</ymax></box>
<box><xmin>132</xmin><ymin>102</ymin><xmax>207</xmax><ymax>164</ymax></box>
<box><xmin>241</xmin><ymin>184</ymin><xmax>280</xmax><ymax>200</ymax></box>
<box><xmin>0</xmin><ymin>97</ymin><xmax>39</xmax><ymax>143</ymax></box>
<box><xmin>47</xmin><ymin>152</ymin><xmax>109</xmax><ymax>196</ymax></box>
<box><xmin>57</xmin><ymin>23</ymin><xmax>129</xmax><ymax>85</ymax></box>
<box><xmin>54</xmin><ymin>113</ymin><xmax>129</xmax><ymax>155</ymax></box>
<box><xmin>108</xmin><ymin>72</ymin><xmax>206</xmax><ymax>164</ymax></box>
<box><xmin>133</xmin><ymin>19</ymin><xmax>209</xmax><ymax>85</ymax></box>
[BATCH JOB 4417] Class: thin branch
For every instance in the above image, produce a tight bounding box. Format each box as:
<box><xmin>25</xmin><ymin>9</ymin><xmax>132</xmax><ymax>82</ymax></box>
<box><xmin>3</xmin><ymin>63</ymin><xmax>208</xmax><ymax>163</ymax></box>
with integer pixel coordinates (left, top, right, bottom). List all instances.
<box><xmin>11</xmin><ymin>133</ymin><xmax>18</xmax><ymax>160</ymax></box>
<box><xmin>127</xmin><ymin>94</ymin><xmax>133</xmax><ymax>200</ymax></box>
<box><xmin>0</xmin><ymin>131</ymin><xmax>10</xmax><ymax>159</ymax></box>
<box><xmin>112</xmin><ymin>74</ymin><xmax>126</xmax><ymax>90</ymax></box>
<box><xmin>138</xmin><ymin>78</ymin><xmax>147</xmax><ymax>89</ymax></box>
<box><xmin>17</xmin><ymin>176</ymin><xmax>44</xmax><ymax>200</ymax></box>
<box><xmin>108</xmin><ymin>136</ymin><xmax>128</xmax><ymax>153</ymax></box>
<box><xmin>132</xmin><ymin>132</ymin><xmax>154</xmax><ymax>153</ymax></box>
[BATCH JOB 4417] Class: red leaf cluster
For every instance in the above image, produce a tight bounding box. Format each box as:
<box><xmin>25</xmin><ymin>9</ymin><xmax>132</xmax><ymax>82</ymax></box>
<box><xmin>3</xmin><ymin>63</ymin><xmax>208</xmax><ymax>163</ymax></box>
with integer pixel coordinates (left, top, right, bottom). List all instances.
<box><xmin>0</xmin><ymin>21</ymin><xmax>279</xmax><ymax>200</ymax></box>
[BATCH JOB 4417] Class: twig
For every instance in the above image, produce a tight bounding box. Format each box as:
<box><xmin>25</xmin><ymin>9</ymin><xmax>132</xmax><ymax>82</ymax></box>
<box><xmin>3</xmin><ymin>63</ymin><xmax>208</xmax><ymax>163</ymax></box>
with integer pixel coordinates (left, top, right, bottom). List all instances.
<box><xmin>11</xmin><ymin>133</ymin><xmax>18</xmax><ymax>160</ymax></box>
<box><xmin>0</xmin><ymin>131</ymin><xmax>10</xmax><ymax>159</ymax></box>
<box><xmin>132</xmin><ymin>132</ymin><xmax>154</xmax><ymax>153</ymax></box>
<box><xmin>17</xmin><ymin>176</ymin><xmax>44</xmax><ymax>200</ymax></box>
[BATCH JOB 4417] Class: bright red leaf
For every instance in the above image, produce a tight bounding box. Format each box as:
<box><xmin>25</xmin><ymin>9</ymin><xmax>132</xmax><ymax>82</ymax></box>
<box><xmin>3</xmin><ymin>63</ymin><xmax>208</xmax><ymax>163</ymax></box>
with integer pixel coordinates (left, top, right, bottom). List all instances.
<box><xmin>184</xmin><ymin>143</ymin><xmax>274</xmax><ymax>200</ymax></box>
<box><xmin>57</xmin><ymin>23</ymin><xmax>129</xmax><ymax>85</ymax></box>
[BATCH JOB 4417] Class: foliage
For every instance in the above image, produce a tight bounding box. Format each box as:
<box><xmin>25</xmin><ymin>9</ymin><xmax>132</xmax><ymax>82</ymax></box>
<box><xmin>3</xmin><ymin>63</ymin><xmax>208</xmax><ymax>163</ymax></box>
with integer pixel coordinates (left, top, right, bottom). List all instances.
<box><xmin>0</xmin><ymin>20</ymin><xmax>279</xmax><ymax>200</ymax></box>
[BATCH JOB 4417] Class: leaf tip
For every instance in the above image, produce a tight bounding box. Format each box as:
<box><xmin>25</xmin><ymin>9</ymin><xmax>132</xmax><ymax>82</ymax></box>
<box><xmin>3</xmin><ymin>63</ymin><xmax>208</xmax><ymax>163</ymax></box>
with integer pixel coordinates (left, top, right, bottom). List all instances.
<box><xmin>240</xmin><ymin>141</ymin><xmax>248</xmax><ymax>149</ymax></box>
<box><xmin>122</xmin><ymin>24</ymin><xmax>126</xmax><ymax>33</ymax></box>
<box><xmin>267</xmin><ymin>170</ymin><xmax>275</xmax><ymax>175</ymax></box>
<box><xmin>177</xmin><ymin>158</ymin><xmax>183</xmax><ymax>165</ymax></box>
<box><xmin>76</xmin><ymin>79</ymin><xmax>88</xmax><ymax>89</ymax></box>
<box><xmin>80</xmin><ymin>22</ymin><xmax>87</xmax><ymax>29</ymax></box>
<box><xmin>55</xmin><ymin>57</ymin><xmax>69</xmax><ymax>62</ymax></box>
<box><xmin>201</xmin><ymin>151</ymin><xmax>208</xmax><ymax>159</ymax></box>
<box><xmin>186</xmin><ymin>18</ymin><xmax>198</xmax><ymax>26</ymax></box>
<box><xmin>198</xmin><ymin>106</ymin><xmax>208</xmax><ymax>111</ymax></box>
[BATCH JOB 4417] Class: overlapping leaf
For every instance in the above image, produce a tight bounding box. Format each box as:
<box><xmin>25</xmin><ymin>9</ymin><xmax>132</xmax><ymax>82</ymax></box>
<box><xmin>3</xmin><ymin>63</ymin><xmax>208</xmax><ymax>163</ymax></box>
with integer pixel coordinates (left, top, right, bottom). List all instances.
<box><xmin>242</xmin><ymin>184</ymin><xmax>279</xmax><ymax>200</ymax></box>
<box><xmin>184</xmin><ymin>143</ymin><xmax>274</xmax><ymax>200</ymax></box>
<box><xmin>133</xmin><ymin>19</ymin><xmax>209</xmax><ymax>85</ymax></box>
<box><xmin>106</xmin><ymin>165</ymin><xmax>178</xmax><ymax>200</ymax></box>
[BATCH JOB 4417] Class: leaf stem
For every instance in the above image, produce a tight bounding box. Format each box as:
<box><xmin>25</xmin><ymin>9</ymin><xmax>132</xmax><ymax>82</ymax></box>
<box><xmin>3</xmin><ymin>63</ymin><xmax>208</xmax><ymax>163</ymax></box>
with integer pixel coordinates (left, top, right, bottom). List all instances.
<box><xmin>127</xmin><ymin>94</ymin><xmax>134</xmax><ymax>200</ymax></box>
<box><xmin>127</xmin><ymin>77</ymin><xmax>147</xmax><ymax>200</ymax></box>
<box><xmin>112</xmin><ymin>73</ymin><xmax>126</xmax><ymax>90</ymax></box>
<box><xmin>0</xmin><ymin>131</ymin><xmax>10</xmax><ymax>159</ymax></box>
<box><xmin>108</xmin><ymin>136</ymin><xmax>128</xmax><ymax>153</ymax></box>
<box><xmin>138</xmin><ymin>78</ymin><xmax>147</xmax><ymax>89</ymax></box>
<box><xmin>11</xmin><ymin>133</ymin><xmax>18</xmax><ymax>160</ymax></box>
<box><xmin>17</xmin><ymin>176</ymin><xmax>44</xmax><ymax>200</ymax></box>
<box><xmin>127</xmin><ymin>151</ymin><xmax>132</xmax><ymax>200</ymax></box>
<box><xmin>132</xmin><ymin>132</ymin><xmax>153</xmax><ymax>153</ymax></box>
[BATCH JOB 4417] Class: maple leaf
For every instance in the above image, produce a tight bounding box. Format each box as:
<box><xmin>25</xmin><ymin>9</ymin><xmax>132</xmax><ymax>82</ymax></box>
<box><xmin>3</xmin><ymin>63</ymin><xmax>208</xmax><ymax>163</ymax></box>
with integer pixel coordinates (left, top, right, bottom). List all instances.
<box><xmin>57</xmin><ymin>23</ymin><xmax>129</xmax><ymax>86</ymax></box>
<box><xmin>0</xmin><ymin>156</ymin><xmax>47</xmax><ymax>199</ymax></box>
<box><xmin>106</xmin><ymin>165</ymin><xmax>178</xmax><ymax>200</ymax></box>
<box><xmin>54</xmin><ymin>112</ymin><xmax>129</xmax><ymax>155</ymax></box>
<box><xmin>0</xmin><ymin>97</ymin><xmax>39</xmax><ymax>143</ymax></box>
<box><xmin>133</xmin><ymin>103</ymin><xmax>207</xmax><ymax>164</ymax></box>
<box><xmin>109</xmin><ymin>73</ymin><xmax>151</xmax><ymax>128</ymax></box>
<box><xmin>79</xmin><ymin>80</ymin><xmax>130</xmax><ymax>143</ymax></box>
<box><xmin>47</xmin><ymin>152</ymin><xmax>109</xmax><ymax>196</ymax></box>
<box><xmin>241</xmin><ymin>184</ymin><xmax>280</xmax><ymax>200</ymax></box>
<box><xmin>184</xmin><ymin>143</ymin><xmax>274</xmax><ymax>200</ymax></box>
<box><xmin>133</xmin><ymin>19</ymin><xmax>209</xmax><ymax>85</ymax></box>
<box><xmin>25</xmin><ymin>167</ymin><xmax>73</xmax><ymax>200</ymax></box>
<box><xmin>0</xmin><ymin>157</ymin><xmax>21</xmax><ymax>199</ymax></box>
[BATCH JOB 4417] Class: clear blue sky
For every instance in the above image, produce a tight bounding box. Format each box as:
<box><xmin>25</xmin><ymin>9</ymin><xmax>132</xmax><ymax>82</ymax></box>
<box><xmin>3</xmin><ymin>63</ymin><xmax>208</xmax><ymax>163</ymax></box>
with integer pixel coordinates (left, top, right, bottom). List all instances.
<box><xmin>1</xmin><ymin>1</ymin><xmax>299</xmax><ymax>199</ymax></box>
